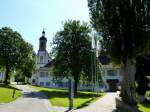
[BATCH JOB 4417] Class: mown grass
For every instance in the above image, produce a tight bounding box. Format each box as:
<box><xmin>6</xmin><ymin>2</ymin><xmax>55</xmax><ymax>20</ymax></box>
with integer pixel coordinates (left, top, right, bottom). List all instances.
<box><xmin>31</xmin><ymin>85</ymin><xmax>105</xmax><ymax>108</ymax></box>
<box><xmin>0</xmin><ymin>84</ymin><xmax>22</xmax><ymax>103</ymax></box>
<box><xmin>145</xmin><ymin>91</ymin><xmax>150</xmax><ymax>98</ymax></box>
<box><xmin>138</xmin><ymin>91</ymin><xmax>150</xmax><ymax>112</ymax></box>
<box><xmin>138</xmin><ymin>100</ymin><xmax>150</xmax><ymax>112</ymax></box>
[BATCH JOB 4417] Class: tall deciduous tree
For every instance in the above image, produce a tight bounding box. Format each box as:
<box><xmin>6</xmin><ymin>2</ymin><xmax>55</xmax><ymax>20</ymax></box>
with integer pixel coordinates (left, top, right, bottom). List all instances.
<box><xmin>0</xmin><ymin>27</ymin><xmax>35</xmax><ymax>85</ymax></box>
<box><xmin>136</xmin><ymin>53</ymin><xmax>150</xmax><ymax>102</ymax></box>
<box><xmin>88</xmin><ymin>0</ymin><xmax>150</xmax><ymax>107</ymax></box>
<box><xmin>18</xmin><ymin>50</ymin><xmax>36</xmax><ymax>82</ymax></box>
<box><xmin>52</xmin><ymin>20</ymin><xmax>91</xmax><ymax>93</ymax></box>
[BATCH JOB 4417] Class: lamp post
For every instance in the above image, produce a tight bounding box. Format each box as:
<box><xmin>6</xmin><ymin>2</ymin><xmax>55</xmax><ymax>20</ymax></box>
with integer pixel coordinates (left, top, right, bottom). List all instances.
<box><xmin>12</xmin><ymin>63</ymin><xmax>17</xmax><ymax>98</ymax></box>
<box><xmin>68</xmin><ymin>77</ymin><xmax>74</xmax><ymax>110</ymax></box>
<box><xmin>91</xmin><ymin>31</ymin><xmax>102</xmax><ymax>95</ymax></box>
<box><xmin>91</xmin><ymin>32</ymin><xmax>96</xmax><ymax>95</ymax></box>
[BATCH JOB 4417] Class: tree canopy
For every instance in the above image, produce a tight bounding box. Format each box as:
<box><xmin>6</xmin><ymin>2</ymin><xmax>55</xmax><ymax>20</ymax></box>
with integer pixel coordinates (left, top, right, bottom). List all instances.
<box><xmin>0</xmin><ymin>27</ymin><xmax>35</xmax><ymax>84</ymax></box>
<box><xmin>52</xmin><ymin>20</ymin><xmax>91</xmax><ymax>93</ymax></box>
<box><xmin>88</xmin><ymin>0</ymin><xmax>150</xmax><ymax>60</ymax></box>
<box><xmin>88</xmin><ymin>0</ymin><xmax>150</xmax><ymax>107</ymax></box>
<box><xmin>136</xmin><ymin>53</ymin><xmax>150</xmax><ymax>97</ymax></box>
<box><xmin>18</xmin><ymin>50</ymin><xmax>36</xmax><ymax>78</ymax></box>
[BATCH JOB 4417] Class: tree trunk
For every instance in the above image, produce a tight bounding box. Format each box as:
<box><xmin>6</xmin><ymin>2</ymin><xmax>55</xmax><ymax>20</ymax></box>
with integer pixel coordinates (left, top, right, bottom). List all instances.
<box><xmin>4</xmin><ymin>66</ymin><xmax>10</xmax><ymax>85</ymax></box>
<box><xmin>138</xmin><ymin>95</ymin><xmax>145</xmax><ymax>103</ymax></box>
<box><xmin>120</xmin><ymin>58</ymin><xmax>137</xmax><ymax>110</ymax></box>
<box><xmin>74</xmin><ymin>75</ymin><xmax>79</xmax><ymax>94</ymax></box>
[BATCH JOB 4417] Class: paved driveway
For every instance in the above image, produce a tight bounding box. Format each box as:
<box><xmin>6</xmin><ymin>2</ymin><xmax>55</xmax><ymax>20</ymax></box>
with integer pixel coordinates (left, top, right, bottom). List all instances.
<box><xmin>74</xmin><ymin>92</ymin><xmax>116</xmax><ymax>112</ymax></box>
<box><xmin>0</xmin><ymin>85</ymin><xmax>117</xmax><ymax>112</ymax></box>
<box><xmin>0</xmin><ymin>85</ymin><xmax>52</xmax><ymax>112</ymax></box>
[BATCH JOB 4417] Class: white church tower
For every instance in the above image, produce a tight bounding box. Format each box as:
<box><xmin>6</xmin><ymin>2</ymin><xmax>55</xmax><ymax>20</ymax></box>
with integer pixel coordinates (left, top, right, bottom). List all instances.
<box><xmin>37</xmin><ymin>30</ymin><xmax>51</xmax><ymax>68</ymax></box>
<box><xmin>30</xmin><ymin>30</ymin><xmax>52</xmax><ymax>86</ymax></box>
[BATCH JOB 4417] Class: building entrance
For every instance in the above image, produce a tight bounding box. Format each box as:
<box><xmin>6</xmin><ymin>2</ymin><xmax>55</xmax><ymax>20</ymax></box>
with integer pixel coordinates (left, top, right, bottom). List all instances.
<box><xmin>107</xmin><ymin>79</ymin><xmax>118</xmax><ymax>91</ymax></box>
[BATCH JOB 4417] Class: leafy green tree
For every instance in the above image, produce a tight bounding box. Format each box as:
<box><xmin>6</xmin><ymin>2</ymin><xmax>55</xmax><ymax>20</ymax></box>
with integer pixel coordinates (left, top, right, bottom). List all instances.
<box><xmin>88</xmin><ymin>0</ymin><xmax>150</xmax><ymax>106</ymax></box>
<box><xmin>136</xmin><ymin>53</ymin><xmax>150</xmax><ymax>102</ymax></box>
<box><xmin>18</xmin><ymin>50</ymin><xmax>36</xmax><ymax>79</ymax></box>
<box><xmin>0</xmin><ymin>27</ymin><xmax>35</xmax><ymax>85</ymax></box>
<box><xmin>52</xmin><ymin>20</ymin><xmax>91</xmax><ymax>93</ymax></box>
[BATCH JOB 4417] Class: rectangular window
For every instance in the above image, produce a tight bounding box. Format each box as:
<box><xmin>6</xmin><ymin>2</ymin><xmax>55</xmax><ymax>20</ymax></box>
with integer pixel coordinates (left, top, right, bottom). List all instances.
<box><xmin>40</xmin><ymin>82</ymin><xmax>44</xmax><ymax>86</ymax></box>
<box><xmin>40</xmin><ymin>56</ymin><xmax>43</xmax><ymax>63</ymax></box>
<box><xmin>46</xmin><ymin>82</ymin><xmax>50</xmax><ymax>86</ymax></box>
<box><xmin>107</xmin><ymin>70</ymin><xmax>117</xmax><ymax>76</ymax></box>
<box><xmin>45</xmin><ymin>72</ymin><xmax>50</xmax><ymax>77</ymax></box>
<box><xmin>40</xmin><ymin>72</ymin><xmax>44</xmax><ymax>77</ymax></box>
<box><xmin>45</xmin><ymin>72</ymin><xmax>48</xmax><ymax>77</ymax></box>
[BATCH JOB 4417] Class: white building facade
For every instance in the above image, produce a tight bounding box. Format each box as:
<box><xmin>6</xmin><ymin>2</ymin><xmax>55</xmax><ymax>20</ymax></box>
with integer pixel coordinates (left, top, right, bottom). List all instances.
<box><xmin>30</xmin><ymin>30</ymin><xmax>52</xmax><ymax>87</ymax></box>
<box><xmin>102</xmin><ymin>64</ymin><xmax>122</xmax><ymax>91</ymax></box>
<box><xmin>30</xmin><ymin>30</ymin><xmax>68</xmax><ymax>87</ymax></box>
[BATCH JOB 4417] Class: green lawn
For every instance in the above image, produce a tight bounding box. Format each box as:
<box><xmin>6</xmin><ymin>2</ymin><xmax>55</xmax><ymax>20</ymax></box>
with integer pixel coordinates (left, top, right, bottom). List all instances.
<box><xmin>31</xmin><ymin>85</ymin><xmax>105</xmax><ymax>108</ymax></box>
<box><xmin>145</xmin><ymin>91</ymin><xmax>150</xmax><ymax>98</ymax></box>
<box><xmin>0</xmin><ymin>84</ymin><xmax>22</xmax><ymax>103</ymax></box>
<box><xmin>138</xmin><ymin>91</ymin><xmax>150</xmax><ymax>112</ymax></box>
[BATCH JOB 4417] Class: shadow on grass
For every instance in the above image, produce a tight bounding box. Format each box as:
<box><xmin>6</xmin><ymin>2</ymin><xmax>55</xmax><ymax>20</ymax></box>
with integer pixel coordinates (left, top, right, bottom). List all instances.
<box><xmin>0</xmin><ymin>84</ymin><xmax>20</xmax><ymax>90</ymax></box>
<box><xmin>39</xmin><ymin>89</ymin><xmax>103</xmax><ymax>108</ymax></box>
<box><xmin>40</xmin><ymin>89</ymin><xmax>103</xmax><ymax>99</ymax></box>
<box><xmin>76</xmin><ymin>98</ymin><xmax>94</xmax><ymax>109</ymax></box>
<box><xmin>137</xmin><ymin>100</ymin><xmax>150</xmax><ymax>112</ymax></box>
<box><xmin>138</xmin><ymin>100</ymin><xmax>150</xmax><ymax>107</ymax></box>
<box><xmin>76</xmin><ymin>94</ymin><xmax>103</xmax><ymax>109</ymax></box>
<box><xmin>75</xmin><ymin>92</ymin><xmax>103</xmax><ymax>98</ymax></box>
<box><xmin>40</xmin><ymin>90</ymin><xmax>68</xmax><ymax>99</ymax></box>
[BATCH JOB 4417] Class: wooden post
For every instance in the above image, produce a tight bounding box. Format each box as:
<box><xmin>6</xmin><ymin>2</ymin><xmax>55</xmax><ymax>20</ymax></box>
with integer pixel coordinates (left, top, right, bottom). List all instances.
<box><xmin>12</xmin><ymin>89</ymin><xmax>16</xmax><ymax>98</ymax></box>
<box><xmin>69</xmin><ymin>78</ymin><xmax>74</xmax><ymax>110</ymax></box>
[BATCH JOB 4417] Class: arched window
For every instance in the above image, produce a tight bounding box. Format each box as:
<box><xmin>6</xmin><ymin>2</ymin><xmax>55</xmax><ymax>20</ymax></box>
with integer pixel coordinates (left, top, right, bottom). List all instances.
<box><xmin>40</xmin><ymin>56</ymin><xmax>43</xmax><ymax>63</ymax></box>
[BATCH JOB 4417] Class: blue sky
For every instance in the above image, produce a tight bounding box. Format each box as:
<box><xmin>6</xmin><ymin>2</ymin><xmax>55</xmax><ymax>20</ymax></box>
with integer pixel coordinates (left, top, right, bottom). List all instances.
<box><xmin>0</xmin><ymin>0</ymin><xmax>90</xmax><ymax>53</ymax></box>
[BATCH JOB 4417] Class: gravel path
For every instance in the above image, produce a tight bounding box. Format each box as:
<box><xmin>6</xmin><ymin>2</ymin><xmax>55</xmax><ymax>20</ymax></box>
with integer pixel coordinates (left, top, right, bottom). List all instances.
<box><xmin>0</xmin><ymin>85</ymin><xmax>53</xmax><ymax>112</ymax></box>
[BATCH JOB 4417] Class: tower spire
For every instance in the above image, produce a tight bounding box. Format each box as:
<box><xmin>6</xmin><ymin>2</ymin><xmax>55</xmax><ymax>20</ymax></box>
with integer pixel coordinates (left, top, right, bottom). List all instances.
<box><xmin>39</xmin><ymin>29</ymin><xmax>47</xmax><ymax>51</ymax></box>
<box><xmin>42</xmin><ymin>28</ymin><xmax>45</xmax><ymax>37</ymax></box>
